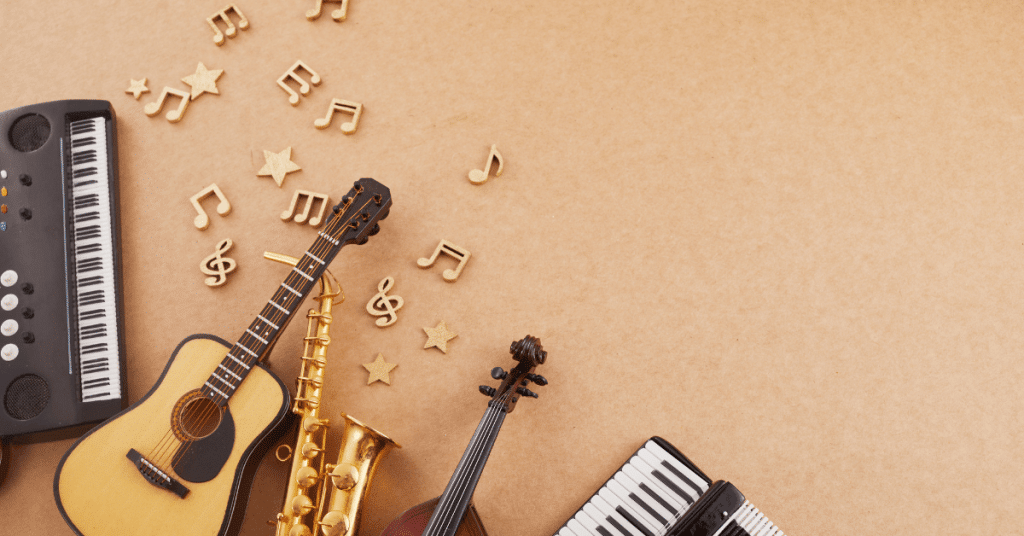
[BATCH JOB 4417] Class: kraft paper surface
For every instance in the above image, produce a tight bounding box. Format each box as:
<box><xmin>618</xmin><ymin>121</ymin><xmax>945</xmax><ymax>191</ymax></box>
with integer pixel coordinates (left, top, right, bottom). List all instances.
<box><xmin>1</xmin><ymin>2</ymin><xmax>1023</xmax><ymax>535</ymax></box>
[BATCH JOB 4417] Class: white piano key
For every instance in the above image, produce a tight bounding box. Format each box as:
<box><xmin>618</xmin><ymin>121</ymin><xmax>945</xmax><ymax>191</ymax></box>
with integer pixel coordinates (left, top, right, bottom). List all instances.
<box><xmin>580</xmin><ymin>504</ymin><xmax>615</xmax><ymax>536</ymax></box>
<box><xmin>605</xmin><ymin>477</ymin><xmax>665</xmax><ymax>534</ymax></box>
<box><xmin>624</xmin><ymin>459</ymin><xmax>688</xmax><ymax>512</ymax></box>
<box><xmin>590</xmin><ymin>493</ymin><xmax>644</xmax><ymax>536</ymax></box>
<box><xmin>573</xmin><ymin>507</ymin><xmax>605</xmax><ymax>535</ymax></box>
<box><xmin>636</xmin><ymin>450</ymin><xmax>701</xmax><ymax>504</ymax></box>
<box><xmin>567</xmin><ymin>519</ymin><xmax>595</xmax><ymax>536</ymax></box>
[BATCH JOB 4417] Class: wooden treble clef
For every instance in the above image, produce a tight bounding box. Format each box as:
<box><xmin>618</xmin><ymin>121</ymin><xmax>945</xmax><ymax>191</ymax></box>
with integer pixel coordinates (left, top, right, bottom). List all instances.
<box><xmin>365</xmin><ymin>276</ymin><xmax>404</xmax><ymax>327</ymax></box>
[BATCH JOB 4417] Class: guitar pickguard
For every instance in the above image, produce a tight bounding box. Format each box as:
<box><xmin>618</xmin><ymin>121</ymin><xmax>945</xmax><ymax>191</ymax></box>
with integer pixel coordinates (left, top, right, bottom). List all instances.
<box><xmin>171</xmin><ymin>406</ymin><xmax>236</xmax><ymax>483</ymax></box>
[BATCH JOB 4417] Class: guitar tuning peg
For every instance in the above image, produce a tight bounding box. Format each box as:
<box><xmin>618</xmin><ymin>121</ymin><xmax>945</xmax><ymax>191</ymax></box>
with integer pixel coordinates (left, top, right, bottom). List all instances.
<box><xmin>368</xmin><ymin>223</ymin><xmax>381</xmax><ymax>236</ymax></box>
<box><xmin>526</xmin><ymin>373</ymin><xmax>548</xmax><ymax>386</ymax></box>
<box><xmin>356</xmin><ymin>236</ymin><xmax>369</xmax><ymax>245</ymax></box>
<box><xmin>479</xmin><ymin>385</ymin><xmax>496</xmax><ymax>397</ymax></box>
<box><xmin>491</xmin><ymin>367</ymin><xmax>507</xmax><ymax>380</ymax></box>
<box><xmin>516</xmin><ymin>387</ymin><xmax>538</xmax><ymax>398</ymax></box>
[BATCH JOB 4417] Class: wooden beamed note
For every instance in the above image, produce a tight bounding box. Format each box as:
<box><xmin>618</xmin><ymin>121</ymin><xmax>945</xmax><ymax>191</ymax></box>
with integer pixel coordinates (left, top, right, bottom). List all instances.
<box><xmin>417</xmin><ymin>240</ymin><xmax>471</xmax><ymax>282</ymax></box>
<box><xmin>314</xmin><ymin>98</ymin><xmax>362</xmax><ymax>134</ymax></box>
<box><xmin>307</xmin><ymin>0</ymin><xmax>349</xmax><ymax>22</ymax></box>
<box><xmin>144</xmin><ymin>87</ymin><xmax>190</xmax><ymax>123</ymax></box>
<box><xmin>277</xmin><ymin>60</ymin><xmax>321</xmax><ymax>106</ymax></box>
<box><xmin>280</xmin><ymin>189</ymin><xmax>330</xmax><ymax>227</ymax></box>
<box><xmin>207</xmin><ymin>4</ymin><xmax>249</xmax><ymax>46</ymax></box>
<box><xmin>190</xmin><ymin>184</ymin><xmax>232</xmax><ymax>230</ymax></box>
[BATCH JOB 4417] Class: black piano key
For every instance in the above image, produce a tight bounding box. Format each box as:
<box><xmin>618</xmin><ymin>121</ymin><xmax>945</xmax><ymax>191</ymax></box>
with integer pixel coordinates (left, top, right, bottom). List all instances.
<box><xmin>82</xmin><ymin>391</ymin><xmax>111</xmax><ymax>401</ymax></box>
<box><xmin>78</xmin><ymin>259</ymin><xmax>104</xmax><ymax>273</ymax></box>
<box><xmin>83</xmin><ymin>378</ymin><xmax>110</xmax><ymax>388</ymax></box>
<box><xmin>73</xmin><ymin>167</ymin><xmax>98</xmax><ymax>179</ymax></box>
<box><xmin>79</xmin><ymin>309</ymin><xmax>106</xmax><ymax>321</ymax></box>
<box><xmin>77</xmin><ymin>243</ymin><xmax>102</xmax><ymax>255</ymax></box>
<box><xmin>638</xmin><ymin>483</ymin><xmax>678</xmax><ymax>515</ymax></box>
<box><xmin>81</xmin><ymin>345</ymin><xmax>108</xmax><ymax>355</ymax></box>
<box><xmin>595</xmin><ymin>527</ymin><xmax>614</xmax><ymax>536</ymax></box>
<box><xmin>605</xmin><ymin>517</ymin><xmax>634</xmax><ymax>536</ymax></box>
<box><xmin>652</xmin><ymin>470</ymin><xmax>696</xmax><ymax>504</ymax></box>
<box><xmin>628</xmin><ymin>492</ymin><xmax>668</xmax><ymax>525</ymax></box>
<box><xmin>660</xmin><ymin>461</ymin><xmax>704</xmax><ymax>498</ymax></box>
<box><xmin>614</xmin><ymin>507</ymin><xmax>656</xmax><ymax>536</ymax></box>
<box><xmin>78</xmin><ymin>276</ymin><xmax>103</xmax><ymax>287</ymax></box>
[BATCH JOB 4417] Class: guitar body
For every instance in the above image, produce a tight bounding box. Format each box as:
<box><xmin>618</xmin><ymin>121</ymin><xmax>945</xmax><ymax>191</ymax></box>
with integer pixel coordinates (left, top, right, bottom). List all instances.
<box><xmin>380</xmin><ymin>497</ymin><xmax>489</xmax><ymax>536</ymax></box>
<box><xmin>54</xmin><ymin>334</ymin><xmax>290</xmax><ymax>536</ymax></box>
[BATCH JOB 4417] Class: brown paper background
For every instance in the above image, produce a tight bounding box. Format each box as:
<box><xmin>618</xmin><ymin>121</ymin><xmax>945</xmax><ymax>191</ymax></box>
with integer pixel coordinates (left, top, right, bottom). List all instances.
<box><xmin>2</xmin><ymin>1</ymin><xmax>1023</xmax><ymax>535</ymax></box>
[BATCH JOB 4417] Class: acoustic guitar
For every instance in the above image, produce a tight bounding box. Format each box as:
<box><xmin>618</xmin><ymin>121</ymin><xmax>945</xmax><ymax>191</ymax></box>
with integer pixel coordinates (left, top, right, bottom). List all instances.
<box><xmin>54</xmin><ymin>178</ymin><xmax>392</xmax><ymax>536</ymax></box>
<box><xmin>380</xmin><ymin>335</ymin><xmax>548</xmax><ymax>536</ymax></box>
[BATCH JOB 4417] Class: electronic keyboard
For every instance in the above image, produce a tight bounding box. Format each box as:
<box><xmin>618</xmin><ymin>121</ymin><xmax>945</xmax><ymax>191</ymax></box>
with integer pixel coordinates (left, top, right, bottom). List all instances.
<box><xmin>554</xmin><ymin>437</ymin><xmax>786</xmax><ymax>536</ymax></box>
<box><xmin>0</xmin><ymin>100</ymin><xmax>126</xmax><ymax>442</ymax></box>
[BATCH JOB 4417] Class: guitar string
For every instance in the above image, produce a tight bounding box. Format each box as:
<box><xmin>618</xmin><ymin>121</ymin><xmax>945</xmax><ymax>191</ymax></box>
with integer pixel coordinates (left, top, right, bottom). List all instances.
<box><xmin>143</xmin><ymin>195</ymin><xmax>372</xmax><ymax>471</ymax></box>
<box><xmin>429</xmin><ymin>401</ymin><xmax>507</xmax><ymax>536</ymax></box>
<box><xmin>155</xmin><ymin>201</ymin><xmax>365</xmax><ymax>469</ymax></box>
<box><xmin>151</xmin><ymin>203</ymin><xmax>361</xmax><ymax>469</ymax></box>
<box><xmin>426</xmin><ymin>405</ymin><xmax>502</xmax><ymax>536</ymax></box>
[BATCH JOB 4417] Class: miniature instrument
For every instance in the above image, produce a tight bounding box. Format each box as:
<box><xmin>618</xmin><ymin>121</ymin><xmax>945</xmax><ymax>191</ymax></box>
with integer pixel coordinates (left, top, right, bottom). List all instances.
<box><xmin>53</xmin><ymin>178</ymin><xmax>392</xmax><ymax>536</ymax></box>
<box><xmin>553</xmin><ymin>437</ymin><xmax>787</xmax><ymax>536</ymax></box>
<box><xmin>379</xmin><ymin>336</ymin><xmax>549</xmax><ymax>536</ymax></box>
<box><xmin>265</xmin><ymin>251</ymin><xmax>398</xmax><ymax>536</ymax></box>
<box><xmin>0</xmin><ymin>101</ymin><xmax>126</xmax><ymax>448</ymax></box>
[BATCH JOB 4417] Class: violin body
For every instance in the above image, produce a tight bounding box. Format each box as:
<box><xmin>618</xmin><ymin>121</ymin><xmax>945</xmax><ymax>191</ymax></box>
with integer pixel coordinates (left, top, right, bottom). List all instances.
<box><xmin>380</xmin><ymin>497</ymin><xmax>488</xmax><ymax>536</ymax></box>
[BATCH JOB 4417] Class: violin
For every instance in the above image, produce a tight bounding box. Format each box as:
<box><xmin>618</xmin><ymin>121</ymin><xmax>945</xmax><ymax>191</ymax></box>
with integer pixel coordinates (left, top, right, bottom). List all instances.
<box><xmin>379</xmin><ymin>336</ymin><xmax>548</xmax><ymax>536</ymax></box>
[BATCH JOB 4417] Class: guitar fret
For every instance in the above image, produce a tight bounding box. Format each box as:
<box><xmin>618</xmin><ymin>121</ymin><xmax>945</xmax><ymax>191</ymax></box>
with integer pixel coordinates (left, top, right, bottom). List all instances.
<box><xmin>269</xmin><ymin>300</ymin><xmax>289</xmax><ymax>314</ymax></box>
<box><xmin>204</xmin><ymin>382</ymin><xmax>228</xmax><ymax>399</ymax></box>
<box><xmin>211</xmin><ymin>373</ymin><xmax>234</xmax><ymax>387</ymax></box>
<box><xmin>281</xmin><ymin>283</ymin><xmax>301</xmax><ymax>296</ymax></box>
<box><xmin>246</xmin><ymin>329</ymin><xmax>269</xmax><ymax>345</ymax></box>
<box><xmin>293</xmin><ymin>267</ymin><xmax>315</xmax><ymax>282</ymax></box>
<box><xmin>257</xmin><ymin>314</ymin><xmax>279</xmax><ymax>330</ymax></box>
<box><xmin>226</xmin><ymin>353</ymin><xmax>251</xmax><ymax>369</ymax></box>
<box><xmin>306</xmin><ymin>252</ymin><xmax>325</xmax><ymax>265</ymax></box>
<box><xmin>218</xmin><ymin>364</ymin><xmax>242</xmax><ymax>381</ymax></box>
<box><xmin>236</xmin><ymin>344</ymin><xmax>259</xmax><ymax>358</ymax></box>
<box><xmin>318</xmin><ymin>231</ymin><xmax>339</xmax><ymax>245</ymax></box>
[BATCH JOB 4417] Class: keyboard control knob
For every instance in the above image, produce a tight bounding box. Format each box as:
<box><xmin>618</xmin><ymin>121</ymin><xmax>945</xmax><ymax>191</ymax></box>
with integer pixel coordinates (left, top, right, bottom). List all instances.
<box><xmin>0</xmin><ymin>270</ymin><xmax>16</xmax><ymax>287</ymax></box>
<box><xmin>19</xmin><ymin>174</ymin><xmax>31</xmax><ymax>186</ymax></box>
<box><xmin>1</xmin><ymin>294</ymin><xmax>16</xmax><ymax>311</ymax></box>
<box><xmin>21</xmin><ymin>307</ymin><xmax>33</xmax><ymax>319</ymax></box>
<box><xmin>20</xmin><ymin>283</ymin><xmax>33</xmax><ymax>295</ymax></box>
<box><xmin>19</xmin><ymin>208</ymin><xmax>31</xmax><ymax>221</ymax></box>
<box><xmin>22</xmin><ymin>332</ymin><xmax>34</xmax><ymax>344</ymax></box>
<box><xmin>1</xmin><ymin>319</ymin><xmax>17</xmax><ymax>337</ymax></box>
<box><xmin>1</xmin><ymin>344</ymin><xmax>17</xmax><ymax>361</ymax></box>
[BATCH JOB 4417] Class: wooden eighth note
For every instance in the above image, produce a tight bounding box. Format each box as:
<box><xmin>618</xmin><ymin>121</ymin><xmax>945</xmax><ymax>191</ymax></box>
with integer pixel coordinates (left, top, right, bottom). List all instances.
<box><xmin>417</xmin><ymin>239</ymin><xmax>471</xmax><ymax>283</ymax></box>
<box><xmin>144</xmin><ymin>87</ymin><xmax>191</xmax><ymax>123</ymax></box>
<box><xmin>468</xmin><ymin>144</ymin><xmax>504</xmax><ymax>184</ymax></box>
<box><xmin>190</xmin><ymin>184</ymin><xmax>232</xmax><ymax>231</ymax></box>
<box><xmin>207</xmin><ymin>4</ymin><xmax>249</xmax><ymax>46</ymax></box>
<box><xmin>281</xmin><ymin>189</ymin><xmax>330</xmax><ymax>227</ymax></box>
<box><xmin>277</xmin><ymin>60</ymin><xmax>322</xmax><ymax>106</ymax></box>
<box><xmin>307</xmin><ymin>0</ymin><xmax>349</xmax><ymax>21</ymax></box>
<box><xmin>314</xmin><ymin>99</ymin><xmax>362</xmax><ymax>134</ymax></box>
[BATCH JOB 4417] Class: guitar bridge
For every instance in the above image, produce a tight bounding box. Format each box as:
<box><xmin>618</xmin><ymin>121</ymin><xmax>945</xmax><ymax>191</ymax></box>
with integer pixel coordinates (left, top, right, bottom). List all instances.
<box><xmin>126</xmin><ymin>448</ymin><xmax>190</xmax><ymax>498</ymax></box>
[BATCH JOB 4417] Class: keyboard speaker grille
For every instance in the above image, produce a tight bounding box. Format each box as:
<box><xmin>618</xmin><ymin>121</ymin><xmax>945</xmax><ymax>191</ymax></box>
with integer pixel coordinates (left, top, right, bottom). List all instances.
<box><xmin>4</xmin><ymin>374</ymin><xmax>50</xmax><ymax>420</ymax></box>
<box><xmin>9</xmin><ymin>113</ymin><xmax>51</xmax><ymax>153</ymax></box>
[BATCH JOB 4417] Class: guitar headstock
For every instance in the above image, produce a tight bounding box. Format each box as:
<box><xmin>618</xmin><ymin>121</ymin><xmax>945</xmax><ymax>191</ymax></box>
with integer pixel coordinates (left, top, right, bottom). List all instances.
<box><xmin>479</xmin><ymin>335</ymin><xmax>548</xmax><ymax>413</ymax></box>
<box><xmin>324</xmin><ymin>178</ymin><xmax>392</xmax><ymax>247</ymax></box>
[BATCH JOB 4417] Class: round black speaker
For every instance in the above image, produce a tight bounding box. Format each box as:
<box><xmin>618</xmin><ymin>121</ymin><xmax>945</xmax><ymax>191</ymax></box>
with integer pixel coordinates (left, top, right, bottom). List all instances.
<box><xmin>9</xmin><ymin>113</ymin><xmax>51</xmax><ymax>153</ymax></box>
<box><xmin>4</xmin><ymin>374</ymin><xmax>49</xmax><ymax>420</ymax></box>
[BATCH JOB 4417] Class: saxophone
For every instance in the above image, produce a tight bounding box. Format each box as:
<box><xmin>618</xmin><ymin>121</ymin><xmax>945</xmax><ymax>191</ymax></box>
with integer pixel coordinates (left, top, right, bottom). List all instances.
<box><xmin>265</xmin><ymin>251</ymin><xmax>400</xmax><ymax>536</ymax></box>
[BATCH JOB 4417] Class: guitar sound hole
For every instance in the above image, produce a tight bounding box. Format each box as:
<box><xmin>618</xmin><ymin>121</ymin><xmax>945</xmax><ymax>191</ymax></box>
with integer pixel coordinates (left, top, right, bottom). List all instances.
<box><xmin>172</xmin><ymin>390</ymin><xmax>223</xmax><ymax>441</ymax></box>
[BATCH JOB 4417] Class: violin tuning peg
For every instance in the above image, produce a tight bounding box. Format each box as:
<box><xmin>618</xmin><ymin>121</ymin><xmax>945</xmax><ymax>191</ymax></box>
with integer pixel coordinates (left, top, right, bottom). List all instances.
<box><xmin>479</xmin><ymin>385</ymin><xmax>496</xmax><ymax>397</ymax></box>
<box><xmin>516</xmin><ymin>387</ymin><xmax>538</xmax><ymax>399</ymax></box>
<box><xmin>526</xmin><ymin>373</ymin><xmax>548</xmax><ymax>386</ymax></box>
<box><xmin>491</xmin><ymin>367</ymin><xmax>508</xmax><ymax>380</ymax></box>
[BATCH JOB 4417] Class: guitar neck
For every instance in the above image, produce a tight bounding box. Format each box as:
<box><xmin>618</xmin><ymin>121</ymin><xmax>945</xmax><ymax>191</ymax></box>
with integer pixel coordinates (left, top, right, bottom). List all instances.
<box><xmin>422</xmin><ymin>404</ymin><xmax>508</xmax><ymax>536</ymax></box>
<box><xmin>203</xmin><ymin>222</ymin><xmax>346</xmax><ymax>405</ymax></box>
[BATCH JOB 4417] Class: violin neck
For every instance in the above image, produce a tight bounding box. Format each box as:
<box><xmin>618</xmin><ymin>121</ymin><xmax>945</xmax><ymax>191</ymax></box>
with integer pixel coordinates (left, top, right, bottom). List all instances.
<box><xmin>422</xmin><ymin>405</ymin><xmax>507</xmax><ymax>536</ymax></box>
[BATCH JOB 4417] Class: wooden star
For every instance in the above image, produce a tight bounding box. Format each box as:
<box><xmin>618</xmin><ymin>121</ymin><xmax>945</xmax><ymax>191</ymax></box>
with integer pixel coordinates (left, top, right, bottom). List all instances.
<box><xmin>125</xmin><ymin>78</ymin><xmax>149</xmax><ymax>99</ymax></box>
<box><xmin>423</xmin><ymin>321</ymin><xmax>458</xmax><ymax>353</ymax></box>
<box><xmin>257</xmin><ymin>147</ymin><xmax>301</xmax><ymax>187</ymax></box>
<box><xmin>362</xmin><ymin>353</ymin><xmax>397</xmax><ymax>385</ymax></box>
<box><xmin>181</xmin><ymin>62</ymin><xmax>223</xmax><ymax>99</ymax></box>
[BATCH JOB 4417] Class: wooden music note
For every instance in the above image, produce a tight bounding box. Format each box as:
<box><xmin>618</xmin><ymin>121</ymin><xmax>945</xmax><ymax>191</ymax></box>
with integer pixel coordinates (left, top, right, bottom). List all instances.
<box><xmin>190</xmin><ymin>184</ymin><xmax>232</xmax><ymax>230</ymax></box>
<box><xmin>280</xmin><ymin>189</ymin><xmax>330</xmax><ymax>227</ymax></box>
<box><xmin>277</xmin><ymin>60</ymin><xmax>322</xmax><ymax>106</ymax></box>
<box><xmin>306</xmin><ymin>0</ymin><xmax>349</xmax><ymax>21</ymax></box>
<box><xmin>417</xmin><ymin>239</ymin><xmax>471</xmax><ymax>282</ymax></box>
<box><xmin>366</xmin><ymin>276</ymin><xmax>404</xmax><ymax>327</ymax></box>
<box><xmin>144</xmin><ymin>87</ymin><xmax>191</xmax><ymax>123</ymax></box>
<box><xmin>468</xmin><ymin>144</ymin><xmax>504</xmax><ymax>184</ymax></box>
<box><xmin>314</xmin><ymin>98</ymin><xmax>362</xmax><ymax>134</ymax></box>
<box><xmin>200</xmin><ymin>238</ymin><xmax>237</xmax><ymax>287</ymax></box>
<box><xmin>207</xmin><ymin>4</ymin><xmax>250</xmax><ymax>46</ymax></box>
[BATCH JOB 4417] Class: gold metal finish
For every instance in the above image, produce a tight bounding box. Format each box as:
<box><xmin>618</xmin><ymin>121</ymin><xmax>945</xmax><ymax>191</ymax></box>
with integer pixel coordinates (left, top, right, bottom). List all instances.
<box><xmin>267</xmin><ymin>251</ymin><xmax>398</xmax><ymax>536</ymax></box>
